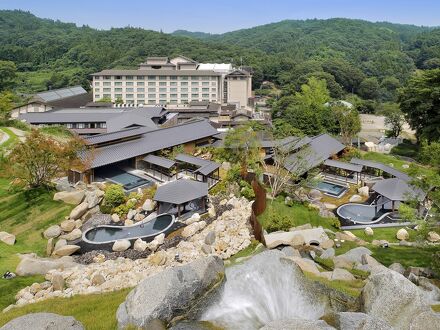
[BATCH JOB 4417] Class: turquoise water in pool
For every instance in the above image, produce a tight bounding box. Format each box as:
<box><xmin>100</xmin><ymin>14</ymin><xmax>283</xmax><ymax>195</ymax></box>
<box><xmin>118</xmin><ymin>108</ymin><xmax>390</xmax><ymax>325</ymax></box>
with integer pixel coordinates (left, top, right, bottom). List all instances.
<box><xmin>315</xmin><ymin>181</ymin><xmax>347</xmax><ymax>197</ymax></box>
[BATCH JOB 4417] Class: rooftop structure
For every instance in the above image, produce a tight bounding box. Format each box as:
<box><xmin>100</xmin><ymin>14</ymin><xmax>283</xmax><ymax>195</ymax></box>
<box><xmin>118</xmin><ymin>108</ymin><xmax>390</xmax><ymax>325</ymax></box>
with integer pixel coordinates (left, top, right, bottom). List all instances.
<box><xmin>350</xmin><ymin>158</ymin><xmax>411</xmax><ymax>181</ymax></box>
<box><xmin>91</xmin><ymin>56</ymin><xmax>253</xmax><ymax>109</ymax></box>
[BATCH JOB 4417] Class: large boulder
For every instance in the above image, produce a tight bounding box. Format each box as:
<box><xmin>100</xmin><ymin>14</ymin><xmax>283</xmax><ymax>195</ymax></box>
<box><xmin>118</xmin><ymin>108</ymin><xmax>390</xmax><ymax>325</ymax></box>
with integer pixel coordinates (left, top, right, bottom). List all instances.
<box><xmin>53</xmin><ymin>190</ymin><xmax>85</xmax><ymax>205</ymax></box>
<box><xmin>117</xmin><ymin>256</ymin><xmax>224</xmax><ymax>328</ymax></box>
<box><xmin>364</xmin><ymin>227</ymin><xmax>374</xmax><ymax>236</ymax></box>
<box><xmin>60</xmin><ymin>220</ymin><xmax>76</xmax><ymax>233</ymax></box>
<box><xmin>349</xmin><ymin>195</ymin><xmax>362</xmax><ymax>203</ymax></box>
<box><xmin>335</xmin><ymin>247</ymin><xmax>372</xmax><ymax>264</ymax></box>
<box><xmin>43</xmin><ymin>225</ymin><xmax>61</xmax><ymax>239</ymax></box>
<box><xmin>409</xmin><ymin>309</ymin><xmax>440</xmax><ymax>330</ymax></box>
<box><xmin>112</xmin><ymin>239</ymin><xmax>131</xmax><ymax>252</ymax></box>
<box><xmin>259</xmin><ymin>319</ymin><xmax>334</xmax><ymax>330</ymax></box>
<box><xmin>53</xmin><ymin>245</ymin><xmax>81</xmax><ymax>257</ymax></box>
<box><xmin>59</xmin><ymin>229</ymin><xmax>82</xmax><ymax>242</ymax></box>
<box><xmin>396</xmin><ymin>228</ymin><xmax>409</xmax><ymax>241</ymax></box>
<box><xmin>427</xmin><ymin>231</ymin><xmax>440</xmax><ymax>242</ymax></box>
<box><xmin>330</xmin><ymin>312</ymin><xmax>393</xmax><ymax>330</ymax></box>
<box><xmin>84</xmin><ymin>189</ymin><xmax>104</xmax><ymax>209</ymax></box>
<box><xmin>388</xmin><ymin>263</ymin><xmax>406</xmax><ymax>275</ymax></box>
<box><xmin>0</xmin><ymin>231</ymin><xmax>16</xmax><ymax>245</ymax></box>
<box><xmin>0</xmin><ymin>313</ymin><xmax>84</xmax><ymax>330</ymax></box>
<box><xmin>264</xmin><ymin>227</ymin><xmax>329</xmax><ymax>249</ymax></box>
<box><xmin>362</xmin><ymin>267</ymin><xmax>432</xmax><ymax>329</ymax></box>
<box><xmin>142</xmin><ymin>199</ymin><xmax>156</xmax><ymax>212</ymax></box>
<box><xmin>133</xmin><ymin>238</ymin><xmax>147</xmax><ymax>252</ymax></box>
<box><xmin>15</xmin><ymin>254</ymin><xmax>79</xmax><ymax>276</ymax></box>
<box><xmin>181</xmin><ymin>221</ymin><xmax>206</xmax><ymax>238</ymax></box>
<box><xmin>69</xmin><ymin>202</ymin><xmax>89</xmax><ymax>220</ymax></box>
<box><xmin>331</xmin><ymin>268</ymin><xmax>356</xmax><ymax>281</ymax></box>
<box><xmin>308</xmin><ymin>189</ymin><xmax>323</xmax><ymax>200</ymax></box>
<box><xmin>358</xmin><ymin>186</ymin><xmax>369</xmax><ymax>197</ymax></box>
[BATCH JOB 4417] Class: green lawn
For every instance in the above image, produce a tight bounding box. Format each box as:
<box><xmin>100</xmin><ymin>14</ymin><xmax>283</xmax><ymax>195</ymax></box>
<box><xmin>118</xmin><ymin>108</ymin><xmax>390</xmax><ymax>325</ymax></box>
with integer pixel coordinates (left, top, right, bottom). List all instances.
<box><xmin>390</xmin><ymin>141</ymin><xmax>419</xmax><ymax>159</ymax></box>
<box><xmin>258</xmin><ymin>197</ymin><xmax>338</xmax><ymax>231</ymax></box>
<box><xmin>370</xmin><ymin>245</ymin><xmax>438</xmax><ymax>269</ymax></box>
<box><xmin>0</xmin><ymin>177</ymin><xmax>74</xmax><ymax>310</ymax></box>
<box><xmin>0</xmin><ymin>289</ymin><xmax>130</xmax><ymax>330</ymax></box>
<box><xmin>350</xmin><ymin>227</ymin><xmax>417</xmax><ymax>243</ymax></box>
<box><xmin>0</xmin><ymin>127</ymin><xmax>19</xmax><ymax>151</ymax></box>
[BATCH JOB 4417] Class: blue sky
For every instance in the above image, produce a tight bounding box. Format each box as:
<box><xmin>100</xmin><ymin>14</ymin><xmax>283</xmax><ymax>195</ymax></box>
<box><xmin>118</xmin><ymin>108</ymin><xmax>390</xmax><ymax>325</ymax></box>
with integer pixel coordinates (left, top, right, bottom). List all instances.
<box><xmin>1</xmin><ymin>0</ymin><xmax>439</xmax><ymax>33</ymax></box>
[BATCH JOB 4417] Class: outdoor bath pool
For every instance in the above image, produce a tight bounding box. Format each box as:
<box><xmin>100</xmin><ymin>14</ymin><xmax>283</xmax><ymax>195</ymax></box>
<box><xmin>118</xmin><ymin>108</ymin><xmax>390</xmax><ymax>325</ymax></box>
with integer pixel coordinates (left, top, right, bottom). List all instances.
<box><xmin>336</xmin><ymin>203</ymin><xmax>390</xmax><ymax>224</ymax></box>
<box><xmin>82</xmin><ymin>214</ymin><xmax>175</xmax><ymax>244</ymax></box>
<box><xmin>95</xmin><ymin>167</ymin><xmax>153</xmax><ymax>191</ymax></box>
<box><xmin>314</xmin><ymin>181</ymin><xmax>348</xmax><ymax>198</ymax></box>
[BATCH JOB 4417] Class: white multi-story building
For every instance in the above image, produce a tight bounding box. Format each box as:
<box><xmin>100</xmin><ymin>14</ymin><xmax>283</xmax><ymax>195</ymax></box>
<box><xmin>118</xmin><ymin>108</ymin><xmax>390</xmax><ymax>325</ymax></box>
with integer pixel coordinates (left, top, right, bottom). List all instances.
<box><xmin>91</xmin><ymin>56</ymin><xmax>252</xmax><ymax>109</ymax></box>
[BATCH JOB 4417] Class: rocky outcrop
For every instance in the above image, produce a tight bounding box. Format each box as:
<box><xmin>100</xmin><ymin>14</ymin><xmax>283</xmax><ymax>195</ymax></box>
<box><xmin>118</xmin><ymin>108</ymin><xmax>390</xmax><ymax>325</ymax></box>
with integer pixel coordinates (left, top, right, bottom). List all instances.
<box><xmin>112</xmin><ymin>239</ymin><xmax>131</xmax><ymax>252</ymax></box>
<box><xmin>0</xmin><ymin>313</ymin><xmax>84</xmax><ymax>330</ymax></box>
<box><xmin>0</xmin><ymin>231</ymin><xmax>15</xmax><ymax>245</ymax></box>
<box><xmin>43</xmin><ymin>225</ymin><xmax>62</xmax><ymax>239</ymax></box>
<box><xmin>53</xmin><ymin>245</ymin><xmax>81</xmax><ymax>257</ymax></box>
<box><xmin>69</xmin><ymin>202</ymin><xmax>89</xmax><ymax>220</ymax></box>
<box><xmin>329</xmin><ymin>312</ymin><xmax>393</xmax><ymax>330</ymax></box>
<box><xmin>362</xmin><ymin>266</ymin><xmax>434</xmax><ymax>329</ymax></box>
<box><xmin>53</xmin><ymin>190</ymin><xmax>85</xmax><ymax>205</ymax></box>
<box><xmin>349</xmin><ymin>195</ymin><xmax>362</xmax><ymax>203</ymax></box>
<box><xmin>396</xmin><ymin>228</ymin><xmax>409</xmax><ymax>241</ymax></box>
<box><xmin>15</xmin><ymin>254</ymin><xmax>80</xmax><ymax>276</ymax></box>
<box><xmin>264</xmin><ymin>227</ymin><xmax>329</xmax><ymax>249</ymax></box>
<box><xmin>116</xmin><ymin>256</ymin><xmax>224</xmax><ymax>328</ymax></box>
<box><xmin>259</xmin><ymin>319</ymin><xmax>334</xmax><ymax>330</ymax></box>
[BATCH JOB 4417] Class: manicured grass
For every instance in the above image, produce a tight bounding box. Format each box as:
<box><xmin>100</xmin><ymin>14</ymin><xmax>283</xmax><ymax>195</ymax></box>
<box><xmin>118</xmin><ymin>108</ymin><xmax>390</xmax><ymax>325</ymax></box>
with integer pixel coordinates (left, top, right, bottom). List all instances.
<box><xmin>390</xmin><ymin>141</ymin><xmax>419</xmax><ymax>159</ymax></box>
<box><xmin>0</xmin><ymin>289</ymin><xmax>130</xmax><ymax>330</ymax></box>
<box><xmin>0</xmin><ymin>275</ymin><xmax>44</xmax><ymax>310</ymax></box>
<box><xmin>258</xmin><ymin>198</ymin><xmax>338</xmax><ymax>231</ymax></box>
<box><xmin>350</xmin><ymin>227</ymin><xmax>417</xmax><ymax>244</ymax></box>
<box><xmin>0</xmin><ymin>177</ymin><xmax>74</xmax><ymax>309</ymax></box>
<box><xmin>0</xmin><ymin>127</ymin><xmax>19</xmax><ymax>150</ymax></box>
<box><xmin>370</xmin><ymin>245</ymin><xmax>438</xmax><ymax>269</ymax></box>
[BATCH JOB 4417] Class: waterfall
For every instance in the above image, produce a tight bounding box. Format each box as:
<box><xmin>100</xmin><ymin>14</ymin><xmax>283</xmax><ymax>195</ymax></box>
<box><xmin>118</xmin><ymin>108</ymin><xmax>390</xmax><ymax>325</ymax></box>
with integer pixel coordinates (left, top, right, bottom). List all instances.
<box><xmin>201</xmin><ymin>250</ymin><xmax>325</xmax><ymax>330</ymax></box>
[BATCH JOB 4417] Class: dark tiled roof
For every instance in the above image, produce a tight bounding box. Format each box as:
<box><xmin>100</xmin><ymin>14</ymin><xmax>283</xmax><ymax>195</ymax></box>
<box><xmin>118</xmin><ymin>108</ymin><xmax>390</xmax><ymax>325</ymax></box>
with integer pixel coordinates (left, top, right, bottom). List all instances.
<box><xmin>143</xmin><ymin>155</ymin><xmax>176</xmax><ymax>169</ymax></box>
<box><xmin>86</xmin><ymin>119</ymin><xmax>217</xmax><ymax>169</ymax></box>
<box><xmin>350</xmin><ymin>158</ymin><xmax>411</xmax><ymax>181</ymax></box>
<box><xmin>324</xmin><ymin>159</ymin><xmax>363</xmax><ymax>172</ymax></box>
<box><xmin>153</xmin><ymin>179</ymin><xmax>208</xmax><ymax>204</ymax></box>
<box><xmin>372</xmin><ymin>178</ymin><xmax>425</xmax><ymax>201</ymax></box>
<box><xmin>175</xmin><ymin>153</ymin><xmax>220</xmax><ymax>176</ymax></box>
<box><xmin>84</xmin><ymin>127</ymin><xmax>152</xmax><ymax>146</ymax></box>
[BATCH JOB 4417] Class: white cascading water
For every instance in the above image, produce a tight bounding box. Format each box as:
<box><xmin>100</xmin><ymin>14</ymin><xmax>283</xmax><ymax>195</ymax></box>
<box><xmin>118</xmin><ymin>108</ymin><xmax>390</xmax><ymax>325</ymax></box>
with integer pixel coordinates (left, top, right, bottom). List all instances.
<box><xmin>201</xmin><ymin>250</ymin><xmax>325</xmax><ymax>330</ymax></box>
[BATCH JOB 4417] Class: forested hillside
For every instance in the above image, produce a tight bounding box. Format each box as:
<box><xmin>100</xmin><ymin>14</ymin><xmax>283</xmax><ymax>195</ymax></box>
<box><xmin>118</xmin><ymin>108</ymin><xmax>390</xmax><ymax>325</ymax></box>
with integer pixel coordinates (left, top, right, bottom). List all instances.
<box><xmin>1</xmin><ymin>10</ymin><xmax>440</xmax><ymax>105</ymax></box>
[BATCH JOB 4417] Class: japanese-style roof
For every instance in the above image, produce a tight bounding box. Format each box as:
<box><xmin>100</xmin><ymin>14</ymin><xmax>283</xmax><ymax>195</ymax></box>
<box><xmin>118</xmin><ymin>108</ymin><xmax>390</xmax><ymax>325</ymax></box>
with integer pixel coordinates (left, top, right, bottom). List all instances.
<box><xmin>372</xmin><ymin>178</ymin><xmax>425</xmax><ymax>201</ymax></box>
<box><xmin>143</xmin><ymin>155</ymin><xmax>176</xmax><ymax>169</ymax></box>
<box><xmin>175</xmin><ymin>153</ymin><xmax>220</xmax><ymax>176</ymax></box>
<box><xmin>324</xmin><ymin>159</ymin><xmax>363</xmax><ymax>172</ymax></box>
<box><xmin>84</xmin><ymin>126</ymin><xmax>152</xmax><ymax>146</ymax></box>
<box><xmin>153</xmin><ymin>179</ymin><xmax>208</xmax><ymax>205</ymax></box>
<box><xmin>85</xmin><ymin>119</ymin><xmax>217</xmax><ymax>169</ymax></box>
<box><xmin>34</xmin><ymin>86</ymin><xmax>87</xmax><ymax>103</ymax></box>
<box><xmin>284</xmin><ymin>134</ymin><xmax>345</xmax><ymax>176</ymax></box>
<box><xmin>350</xmin><ymin>158</ymin><xmax>411</xmax><ymax>181</ymax></box>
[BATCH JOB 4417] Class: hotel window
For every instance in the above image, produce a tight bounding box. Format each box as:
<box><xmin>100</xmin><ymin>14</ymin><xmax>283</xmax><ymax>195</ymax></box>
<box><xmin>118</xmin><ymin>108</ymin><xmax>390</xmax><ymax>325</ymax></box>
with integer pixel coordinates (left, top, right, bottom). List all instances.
<box><xmin>159</xmin><ymin>94</ymin><xmax>167</xmax><ymax>98</ymax></box>
<box><xmin>202</xmin><ymin>94</ymin><xmax>209</xmax><ymax>98</ymax></box>
<box><xmin>159</xmin><ymin>99</ymin><xmax>167</xmax><ymax>103</ymax></box>
<box><xmin>170</xmin><ymin>94</ymin><xmax>177</xmax><ymax>98</ymax></box>
<box><xmin>202</xmin><ymin>88</ymin><xmax>209</xmax><ymax>92</ymax></box>
<box><xmin>170</xmin><ymin>88</ymin><xmax>177</xmax><ymax>92</ymax></box>
<box><xmin>138</xmin><ymin>100</ymin><xmax>145</xmax><ymax>104</ymax></box>
<box><xmin>148</xmin><ymin>82</ymin><xmax>156</xmax><ymax>86</ymax></box>
<box><xmin>148</xmin><ymin>94</ymin><xmax>156</xmax><ymax>98</ymax></box>
<box><xmin>180</xmin><ymin>94</ymin><xmax>188</xmax><ymax>98</ymax></box>
<box><xmin>159</xmin><ymin>88</ymin><xmax>166</xmax><ymax>92</ymax></box>
<box><xmin>137</xmin><ymin>82</ymin><xmax>145</xmax><ymax>86</ymax></box>
<box><xmin>137</xmin><ymin>94</ymin><xmax>145</xmax><ymax>98</ymax></box>
<box><xmin>115</xmin><ymin>76</ymin><xmax>122</xmax><ymax>80</ymax></box>
<box><xmin>181</xmin><ymin>88</ymin><xmax>188</xmax><ymax>92</ymax></box>
<box><xmin>103</xmin><ymin>94</ymin><xmax>111</xmax><ymax>98</ymax></box>
<box><xmin>77</xmin><ymin>123</ymin><xmax>85</xmax><ymax>129</ymax></box>
<box><xmin>170</xmin><ymin>100</ymin><xmax>177</xmax><ymax>104</ymax></box>
<box><xmin>191</xmin><ymin>88</ymin><xmax>199</xmax><ymax>92</ymax></box>
<box><xmin>202</xmin><ymin>82</ymin><xmax>209</xmax><ymax>86</ymax></box>
<box><xmin>103</xmin><ymin>82</ymin><xmax>111</xmax><ymax>86</ymax></box>
<box><xmin>211</xmin><ymin>94</ymin><xmax>217</xmax><ymax>98</ymax></box>
<box><xmin>148</xmin><ymin>75</ymin><xmax>156</xmax><ymax>80</ymax></box>
<box><xmin>114</xmin><ymin>88</ymin><xmax>122</xmax><ymax>92</ymax></box>
<box><xmin>170</xmin><ymin>82</ymin><xmax>177</xmax><ymax>86</ymax></box>
<box><xmin>211</xmin><ymin>88</ymin><xmax>216</xmax><ymax>92</ymax></box>
<box><xmin>170</xmin><ymin>76</ymin><xmax>177</xmax><ymax>80</ymax></box>
<box><xmin>179</xmin><ymin>76</ymin><xmax>188</xmax><ymax>81</ymax></box>
<box><xmin>100</xmin><ymin>123</ymin><xmax>107</xmax><ymax>128</ymax></box>
<box><xmin>191</xmin><ymin>93</ymin><xmax>199</xmax><ymax>98</ymax></box>
<box><xmin>94</xmin><ymin>82</ymin><xmax>100</xmax><ymax>86</ymax></box>
<box><xmin>126</xmin><ymin>88</ymin><xmax>134</xmax><ymax>92</ymax></box>
<box><xmin>103</xmin><ymin>88</ymin><xmax>111</xmax><ymax>92</ymax></box>
<box><xmin>180</xmin><ymin>82</ymin><xmax>188</xmax><ymax>86</ymax></box>
<box><xmin>159</xmin><ymin>82</ymin><xmax>166</xmax><ymax>86</ymax></box>
<box><xmin>104</xmin><ymin>76</ymin><xmax>111</xmax><ymax>80</ymax></box>
<box><xmin>114</xmin><ymin>82</ymin><xmax>122</xmax><ymax>86</ymax></box>
<box><xmin>148</xmin><ymin>100</ymin><xmax>155</xmax><ymax>104</ymax></box>
<box><xmin>191</xmin><ymin>76</ymin><xmax>200</xmax><ymax>80</ymax></box>
<box><xmin>115</xmin><ymin>94</ymin><xmax>122</xmax><ymax>98</ymax></box>
<box><xmin>148</xmin><ymin>88</ymin><xmax>156</xmax><ymax>92</ymax></box>
<box><xmin>126</xmin><ymin>76</ymin><xmax>133</xmax><ymax>80</ymax></box>
<box><xmin>211</xmin><ymin>81</ymin><xmax>217</xmax><ymax>86</ymax></box>
<box><xmin>191</xmin><ymin>81</ymin><xmax>199</xmax><ymax>86</ymax></box>
<box><xmin>136</xmin><ymin>76</ymin><xmax>144</xmax><ymax>80</ymax></box>
<box><xmin>202</xmin><ymin>77</ymin><xmax>210</xmax><ymax>81</ymax></box>
<box><xmin>181</xmin><ymin>99</ymin><xmax>188</xmax><ymax>104</ymax></box>
<box><xmin>126</xmin><ymin>82</ymin><xmax>134</xmax><ymax>86</ymax></box>
<box><xmin>159</xmin><ymin>76</ymin><xmax>167</xmax><ymax>81</ymax></box>
<box><xmin>66</xmin><ymin>123</ymin><xmax>73</xmax><ymax>129</ymax></box>
<box><xmin>94</xmin><ymin>88</ymin><xmax>100</xmax><ymax>93</ymax></box>
<box><xmin>137</xmin><ymin>88</ymin><xmax>145</xmax><ymax>92</ymax></box>
<box><xmin>126</xmin><ymin>94</ymin><xmax>134</xmax><ymax>98</ymax></box>
<box><xmin>94</xmin><ymin>94</ymin><xmax>100</xmax><ymax>99</ymax></box>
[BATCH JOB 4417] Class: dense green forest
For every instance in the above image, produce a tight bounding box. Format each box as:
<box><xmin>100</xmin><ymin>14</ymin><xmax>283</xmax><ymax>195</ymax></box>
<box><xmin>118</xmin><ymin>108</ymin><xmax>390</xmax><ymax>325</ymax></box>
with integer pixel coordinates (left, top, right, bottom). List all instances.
<box><xmin>0</xmin><ymin>10</ymin><xmax>439</xmax><ymax>140</ymax></box>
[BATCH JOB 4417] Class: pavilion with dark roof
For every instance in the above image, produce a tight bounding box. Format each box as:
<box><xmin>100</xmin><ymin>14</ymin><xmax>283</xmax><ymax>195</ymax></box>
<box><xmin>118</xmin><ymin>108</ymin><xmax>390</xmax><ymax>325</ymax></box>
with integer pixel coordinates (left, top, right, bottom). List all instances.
<box><xmin>153</xmin><ymin>179</ymin><xmax>208</xmax><ymax>217</ymax></box>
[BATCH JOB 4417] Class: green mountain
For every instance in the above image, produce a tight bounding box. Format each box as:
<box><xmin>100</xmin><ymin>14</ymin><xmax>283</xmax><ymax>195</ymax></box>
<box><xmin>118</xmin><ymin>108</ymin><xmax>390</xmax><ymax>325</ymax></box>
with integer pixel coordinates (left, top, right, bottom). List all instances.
<box><xmin>1</xmin><ymin>10</ymin><xmax>440</xmax><ymax>100</ymax></box>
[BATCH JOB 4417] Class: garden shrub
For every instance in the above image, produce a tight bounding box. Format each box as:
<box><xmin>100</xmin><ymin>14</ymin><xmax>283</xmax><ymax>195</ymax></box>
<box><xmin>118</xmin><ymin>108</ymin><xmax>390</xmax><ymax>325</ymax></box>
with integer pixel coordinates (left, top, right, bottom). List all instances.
<box><xmin>239</xmin><ymin>180</ymin><xmax>255</xmax><ymax>200</ymax></box>
<box><xmin>265</xmin><ymin>213</ymin><xmax>292</xmax><ymax>233</ymax></box>
<box><xmin>103</xmin><ymin>184</ymin><xmax>125</xmax><ymax>208</ymax></box>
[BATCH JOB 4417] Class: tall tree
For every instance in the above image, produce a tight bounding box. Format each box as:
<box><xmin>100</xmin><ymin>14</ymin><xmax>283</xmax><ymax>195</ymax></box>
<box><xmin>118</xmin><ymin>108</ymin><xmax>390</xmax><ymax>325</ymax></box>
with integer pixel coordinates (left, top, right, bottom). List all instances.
<box><xmin>0</xmin><ymin>60</ymin><xmax>16</xmax><ymax>91</ymax></box>
<box><xmin>399</xmin><ymin>69</ymin><xmax>440</xmax><ymax>141</ymax></box>
<box><xmin>332</xmin><ymin>105</ymin><xmax>361</xmax><ymax>145</ymax></box>
<box><xmin>382</xmin><ymin>103</ymin><xmax>405</xmax><ymax>138</ymax></box>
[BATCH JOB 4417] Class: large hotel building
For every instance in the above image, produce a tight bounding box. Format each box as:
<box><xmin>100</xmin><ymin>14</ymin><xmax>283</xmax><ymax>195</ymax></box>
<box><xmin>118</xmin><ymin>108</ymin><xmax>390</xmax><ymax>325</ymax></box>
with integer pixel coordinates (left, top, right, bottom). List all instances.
<box><xmin>91</xmin><ymin>56</ymin><xmax>253</xmax><ymax>109</ymax></box>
